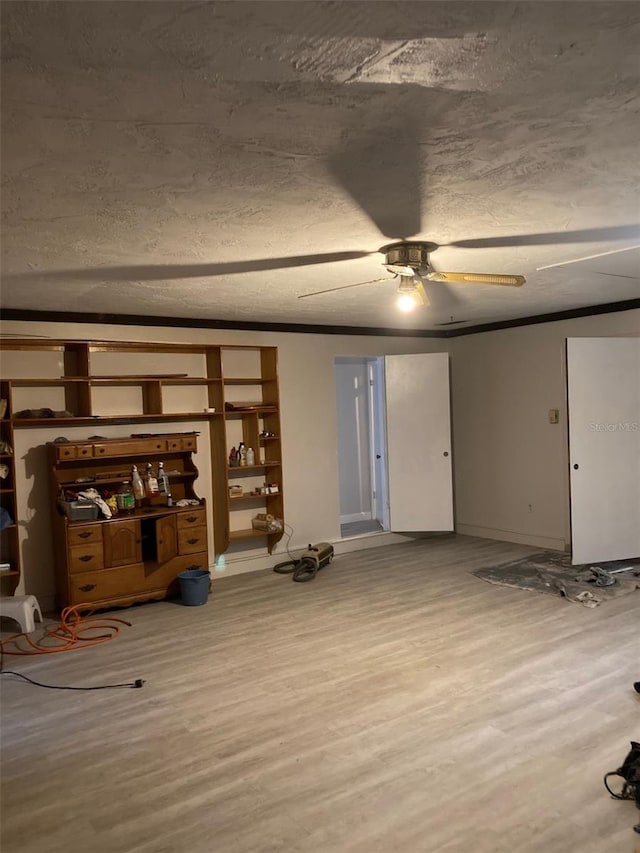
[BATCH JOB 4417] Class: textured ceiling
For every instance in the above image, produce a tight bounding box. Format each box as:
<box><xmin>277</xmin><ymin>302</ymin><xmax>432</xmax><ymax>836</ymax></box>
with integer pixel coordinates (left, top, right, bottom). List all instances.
<box><xmin>1</xmin><ymin>1</ymin><xmax>639</xmax><ymax>331</ymax></box>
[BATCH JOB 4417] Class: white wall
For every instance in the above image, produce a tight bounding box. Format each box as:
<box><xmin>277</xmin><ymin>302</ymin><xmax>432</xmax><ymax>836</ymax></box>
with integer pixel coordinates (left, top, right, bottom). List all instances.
<box><xmin>1</xmin><ymin>319</ymin><xmax>448</xmax><ymax>607</ymax></box>
<box><xmin>450</xmin><ymin>308</ymin><xmax>640</xmax><ymax>551</ymax></box>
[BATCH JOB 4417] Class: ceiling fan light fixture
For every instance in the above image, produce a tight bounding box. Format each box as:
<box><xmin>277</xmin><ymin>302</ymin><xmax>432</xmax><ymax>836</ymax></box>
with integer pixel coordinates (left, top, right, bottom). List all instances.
<box><xmin>396</xmin><ymin>275</ymin><xmax>428</xmax><ymax>311</ymax></box>
<box><xmin>397</xmin><ymin>291</ymin><xmax>420</xmax><ymax>312</ymax></box>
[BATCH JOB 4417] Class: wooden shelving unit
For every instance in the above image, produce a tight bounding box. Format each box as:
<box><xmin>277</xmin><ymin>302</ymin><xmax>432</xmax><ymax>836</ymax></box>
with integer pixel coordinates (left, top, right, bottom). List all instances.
<box><xmin>0</xmin><ymin>339</ymin><xmax>285</xmax><ymax>577</ymax></box>
<box><xmin>0</xmin><ymin>380</ymin><xmax>19</xmax><ymax>591</ymax></box>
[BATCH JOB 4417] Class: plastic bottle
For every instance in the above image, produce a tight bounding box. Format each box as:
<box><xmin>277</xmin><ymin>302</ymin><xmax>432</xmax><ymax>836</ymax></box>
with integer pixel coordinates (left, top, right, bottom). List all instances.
<box><xmin>239</xmin><ymin>443</ymin><xmax>247</xmax><ymax>467</ymax></box>
<box><xmin>116</xmin><ymin>481</ymin><xmax>135</xmax><ymax>514</ymax></box>
<box><xmin>246</xmin><ymin>447</ymin><xmax>255</xmax><ymax>466</ymax></box>
<box><xmin>131</xmin><ymin>465</ymin><xmax>145</xmax><ymax>504</ymax></box>
<box><xmin>157</xmin><ymin>461</ymin><xmax>169</xmax><ymax>495</ymax></box>
<box><xmin>145</xmin><ymin>463</ymin><xmax>159</xmax><ymax>496</ymax></box>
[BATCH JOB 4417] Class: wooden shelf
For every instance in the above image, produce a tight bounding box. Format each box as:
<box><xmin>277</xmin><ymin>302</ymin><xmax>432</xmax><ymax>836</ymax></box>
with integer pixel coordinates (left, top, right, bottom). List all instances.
<box><xmin>59</xmin><ymin>471</ymin><xmax>191</xmax><ymax>489</ymax></box>
<box><xmin>11</xmin><ymin>412</ymin><xmax>224</xmax><ymax>428</ymax></box>
<box><xmin>229</xmin><ymin>528</ymin><xmax>269</xmax><ymax>541</ymax></box>
<box><xmin>0</xmin><ymin>571</ymin><xmax>20</xmax><ymax>578</ymax></box>
<box><xmin>224</xmin><ymin>406</ymin><xmax>278</xmax><ymax>417</ymax></box>
<box><xmin>229</xmin><ymin>492</ymin><xmax>271</xmax><ymax>501</ymax></box>
<box><xmin>223</xmin><ymin>378</ymin><xmax>266</xmax><ymax>385</ymax></box>
<box><xmin>227</xmin><ymin>462</ymin><xmax>280</xmax><ymax>472</ymax></box>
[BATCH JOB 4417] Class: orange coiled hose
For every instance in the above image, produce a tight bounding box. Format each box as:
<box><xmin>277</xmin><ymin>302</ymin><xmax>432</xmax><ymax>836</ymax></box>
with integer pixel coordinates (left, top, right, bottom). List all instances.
<box><xmin>0</xmin><ymin>604</ymin><xmax>131</xmax><ymax>656</ymax></box>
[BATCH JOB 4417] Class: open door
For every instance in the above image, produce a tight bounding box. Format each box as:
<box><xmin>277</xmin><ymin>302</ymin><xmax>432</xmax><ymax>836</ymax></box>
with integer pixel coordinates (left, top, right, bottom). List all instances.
<box><xmin>385</xmin><ymin>353</ymin><xmax>453</xmax><ymax>532</ymax></box>
<box><xmin>567</xmin><ymin>337</ymin><xmax>640</xmax><ymax>564</ymax></box>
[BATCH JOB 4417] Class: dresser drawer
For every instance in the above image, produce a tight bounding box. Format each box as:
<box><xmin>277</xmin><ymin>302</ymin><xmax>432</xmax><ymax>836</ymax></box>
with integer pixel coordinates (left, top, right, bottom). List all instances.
<box><xmin>69</xmin><ymin>543</ymin><xmax>104</xmax><ymax>573</ymax></box>
<box><xmin>70</xmin><ymin>564</ymin><xmax>145</xmax><ymax>603</ymax></box>
<box><xmin>178</xmin><ymin>525</ymin><xmax>207</xmax><ymax>555</ymax></box>
<box><xmin>93</xmin><ymin>438</ymin><xmax>168</xmax><ymax>458</ymax></box>
<box><xmin>176</xmin><ymin>508</ymin><xmax>206</xmax><ymax>529</ymax></box>
<box><xmin>167</xmin><ymin>435</ymin><xmax>197</xmax><ymax>452</ymax></box>
<box><xmin>69</xmin><ymin>556</ymin><xmax>200</xmax><ymax>604</ymax></box>
<box><xmin>68</xmin><ymin>524</ymin><xmax>102</xmax><ymax>547</ymax></box>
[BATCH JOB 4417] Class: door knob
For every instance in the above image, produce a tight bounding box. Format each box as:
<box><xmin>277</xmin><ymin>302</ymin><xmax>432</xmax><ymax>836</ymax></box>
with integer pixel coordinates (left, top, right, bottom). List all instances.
<box><xmin>443</xmin><ymin>451</ymin><xmax>449</xmax><ymax>457</ymax></box>
<box><xmin>573</xmin><ymin>463</ymin><xmax>579</xmax><ymax>470</ymax></box>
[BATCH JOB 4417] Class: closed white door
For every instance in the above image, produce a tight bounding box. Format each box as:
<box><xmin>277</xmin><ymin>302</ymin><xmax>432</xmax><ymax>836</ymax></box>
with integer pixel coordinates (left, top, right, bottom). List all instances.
<box><xmin>385</xmin><ymin>353</ymin><xmax>453</xmax><ymax>531</ymax></box>
<box><xmin>567</xmin><ymin>337</ymin><xmax>640</xmax><ymax>564</ymax></box>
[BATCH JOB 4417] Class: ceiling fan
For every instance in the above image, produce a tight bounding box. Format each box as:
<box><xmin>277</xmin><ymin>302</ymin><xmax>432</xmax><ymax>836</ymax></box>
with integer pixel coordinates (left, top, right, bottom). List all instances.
<box><xmin>296</xmin><ymin>240</ymin><xmax>525</xmax><ymax>312</ymax></box>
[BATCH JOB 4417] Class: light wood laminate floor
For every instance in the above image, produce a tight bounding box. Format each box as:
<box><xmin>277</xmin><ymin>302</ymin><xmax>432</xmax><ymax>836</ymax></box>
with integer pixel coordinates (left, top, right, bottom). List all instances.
<box><xmin>1</xmin><ymin>535</ymin><xmax>639</xmax><ymax>853</ymax></box>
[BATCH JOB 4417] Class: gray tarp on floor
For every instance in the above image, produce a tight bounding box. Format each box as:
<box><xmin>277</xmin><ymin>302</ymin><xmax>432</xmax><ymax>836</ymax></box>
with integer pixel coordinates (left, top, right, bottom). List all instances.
<box><xmin>473</xmin><ymin>552</ymin><xmax>640</xmax><ymax>607</ymax></box>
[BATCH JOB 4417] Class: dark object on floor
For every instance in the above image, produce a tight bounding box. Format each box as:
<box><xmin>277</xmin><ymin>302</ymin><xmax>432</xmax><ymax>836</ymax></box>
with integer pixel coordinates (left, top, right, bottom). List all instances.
<box><xmin>473</xmin><ymin>552</ymin><xmax>640</xmax><ymax>607</ymax></box>
<box><xmin>273</xmin><ymin>542</ymin><xmax>334</xmax><ymax>582</ymax></box>
<box><xmin>604</xmin><ymin>741</ymin><xmax>640</xmax><ymax>833</ymax></box>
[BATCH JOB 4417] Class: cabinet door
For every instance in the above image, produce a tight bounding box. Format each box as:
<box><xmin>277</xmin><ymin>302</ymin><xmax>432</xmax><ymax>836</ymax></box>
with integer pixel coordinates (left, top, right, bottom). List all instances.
<box><xmin>156</xmin><ymin>514</ymin><xmax>178</xmax><ymax>564</ymax></box>
<box><xmin>103</xmin><ymin>520</ymin><xmax>142</xmax><ymax>568</ymax></box>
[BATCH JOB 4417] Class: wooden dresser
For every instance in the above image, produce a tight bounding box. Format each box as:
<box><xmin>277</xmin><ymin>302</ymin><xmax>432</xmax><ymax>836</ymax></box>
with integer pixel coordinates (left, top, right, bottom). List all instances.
<box><xmin>48</xmin><ymin>433</ymin><xmax>208</xmax><ymax>610</ymax></box>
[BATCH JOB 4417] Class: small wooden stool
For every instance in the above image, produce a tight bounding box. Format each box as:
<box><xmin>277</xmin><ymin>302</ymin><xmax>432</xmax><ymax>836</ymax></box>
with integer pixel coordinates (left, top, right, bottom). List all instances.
<box><xmin>0</xmin><ymin>595</ymin><xmax>43</xmax><ymax>634</ymax></box>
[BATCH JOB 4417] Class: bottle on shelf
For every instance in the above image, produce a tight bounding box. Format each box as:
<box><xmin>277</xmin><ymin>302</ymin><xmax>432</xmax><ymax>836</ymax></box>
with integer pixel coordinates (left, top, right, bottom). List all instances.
<box><xmin>157</xmin><ymin>461</ymin><xmax>169</xmax><ymax>496</ymax></box>
<box><xmin>229</xmin><ymin>446</ymin><xmax>237</xmax><ymax>467</ymax></box>
<box><xmin>131</xmin><ymin>465</ymin><xmax>145</xmax><ymax>504</ymax></box>
<box><xmin>116</xmin><ymin>481</ymin><xmax>135</xmax><ymax>514</ymax></box>
<box><xmin>239</xmin><ymin>442</ymin><xmax>247</xmax><ymax>467</ymax></box>
<box><xmin>246</xmin><ymin>447</ymin><xmax>255</xmax><ymax>466</ymax></box>
<box><xmin>145</xmin><ymin>463</ymin><xmax>159</xmax><ymax>497</ymax></box>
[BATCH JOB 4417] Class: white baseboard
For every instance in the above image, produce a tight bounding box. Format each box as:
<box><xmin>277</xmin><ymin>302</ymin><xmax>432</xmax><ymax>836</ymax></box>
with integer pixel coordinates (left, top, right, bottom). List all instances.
<box><xmin>456</xmin><ymin>523</ymin><xmax>566</xmax><ymax>552</ymax></box>
<box><xmin>210</xmin><ymin>531</ymin><xmax>413</xmax><ymax>578</ymax></box>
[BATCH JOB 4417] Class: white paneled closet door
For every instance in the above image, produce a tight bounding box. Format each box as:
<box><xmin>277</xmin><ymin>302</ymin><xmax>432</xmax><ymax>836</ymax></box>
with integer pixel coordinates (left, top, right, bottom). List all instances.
<box><xmin>567</xmin><ymin>337</ymin><xmax>640</xmax><ymax>564</ymax></box>
<box><xmin>385</xmin><ymin>353</ymin><xmax>453</xmax><ymax>532</ymax></box>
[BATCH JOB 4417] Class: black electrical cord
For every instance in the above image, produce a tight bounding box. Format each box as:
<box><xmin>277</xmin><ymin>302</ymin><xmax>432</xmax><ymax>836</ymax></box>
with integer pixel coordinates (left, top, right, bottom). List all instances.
<box><xmin>0</xmin><ymin>671</ymin><xmax>145</xmax><ymax>690</ymax></box>
<box><xmin>273</xmin><ymin>556</ymin><xmax>318</xmax><ymax>582</ymax></box>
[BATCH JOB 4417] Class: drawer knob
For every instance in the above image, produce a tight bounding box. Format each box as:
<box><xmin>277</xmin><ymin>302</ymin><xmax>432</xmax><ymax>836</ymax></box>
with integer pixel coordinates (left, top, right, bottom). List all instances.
<box><xmin>79</xmin><ymin>554</ymin><xmax>94</xmax><ymax>562</ymax></box>
<box><xmin>79</xmin><ymin>584</ymin><xmax>96</xmax><ymax>592</ymax></box>
<box><xmin>186</xmin><ymin>515</ymin><xmax>198</xmax><ymax>523</ymax></box>
<box><xmin>78</xmin><ymin>531</ymin><xmax>92</xmax><ymax>539</ymax></box>
<box><xmin>187</xmin><ymin>537</ymin><xmax>199</xmax><ymax>545</ymax></box>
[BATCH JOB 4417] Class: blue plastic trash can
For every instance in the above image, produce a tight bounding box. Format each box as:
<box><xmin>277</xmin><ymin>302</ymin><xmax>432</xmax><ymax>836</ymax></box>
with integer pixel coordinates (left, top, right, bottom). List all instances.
<box><xmin>178</xmin><ymin>569</ymin><xmax>210</xmax><ymax>606</ymax></box>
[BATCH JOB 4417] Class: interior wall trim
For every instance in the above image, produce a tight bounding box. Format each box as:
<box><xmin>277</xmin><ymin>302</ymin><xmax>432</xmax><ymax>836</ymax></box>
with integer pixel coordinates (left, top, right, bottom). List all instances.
<box><xmin>1</xmin><ymin>299</ymin><xmax>639</xmax><ymax>339</ymax></box>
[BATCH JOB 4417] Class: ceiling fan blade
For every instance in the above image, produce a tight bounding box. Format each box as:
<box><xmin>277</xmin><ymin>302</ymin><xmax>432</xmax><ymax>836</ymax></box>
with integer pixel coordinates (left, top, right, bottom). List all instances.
<box><xmin>298</xmin><ymin>277</ymin><xmax>393</xmax><ymax>299</ymax></box>
<box><xmin>536</xmin><ymin>243</ymin><xmax>640</xmax><ymax>271</ymax></box>
<box><xmin>426</xmin><ymin>271</ymin><xmax>525</xmax><ymax>286</ymax></box>
<box><xmin>447</xmin><ymin>225</ymin><xmax>639</xmax><ymax>250</ymax></box>
<box><xmin>5</xmin><ymin>251</ymin><xmax>374</xmax><ymax>284</ymax></box>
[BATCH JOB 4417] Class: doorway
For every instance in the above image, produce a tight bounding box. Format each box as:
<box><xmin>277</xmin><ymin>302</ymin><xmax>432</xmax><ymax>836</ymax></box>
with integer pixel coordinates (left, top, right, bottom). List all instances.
<box><xmin>335</xmin><ymin>357</ymin><xmax>389</xmax><ymax>538</ymax></box>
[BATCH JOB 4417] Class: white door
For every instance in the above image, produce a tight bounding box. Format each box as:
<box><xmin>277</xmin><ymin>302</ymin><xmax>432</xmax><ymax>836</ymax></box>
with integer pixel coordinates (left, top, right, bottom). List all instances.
<box><xmin>385</xmin><ymin>353</ymin><xmax>453</xmax><ymax>531</ymax></box>
<box><xmin>567</xmin><ymin>337</ymin><xmax>640</xmax><ymax>564</ymax></box>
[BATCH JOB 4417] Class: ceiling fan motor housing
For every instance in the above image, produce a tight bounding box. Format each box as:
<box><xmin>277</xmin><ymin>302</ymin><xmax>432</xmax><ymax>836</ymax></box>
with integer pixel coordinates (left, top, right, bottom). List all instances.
<box><xmin>383</xmin><ymin>242</ymin><xmax>433</xmax><ymax>271</ymax></box>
